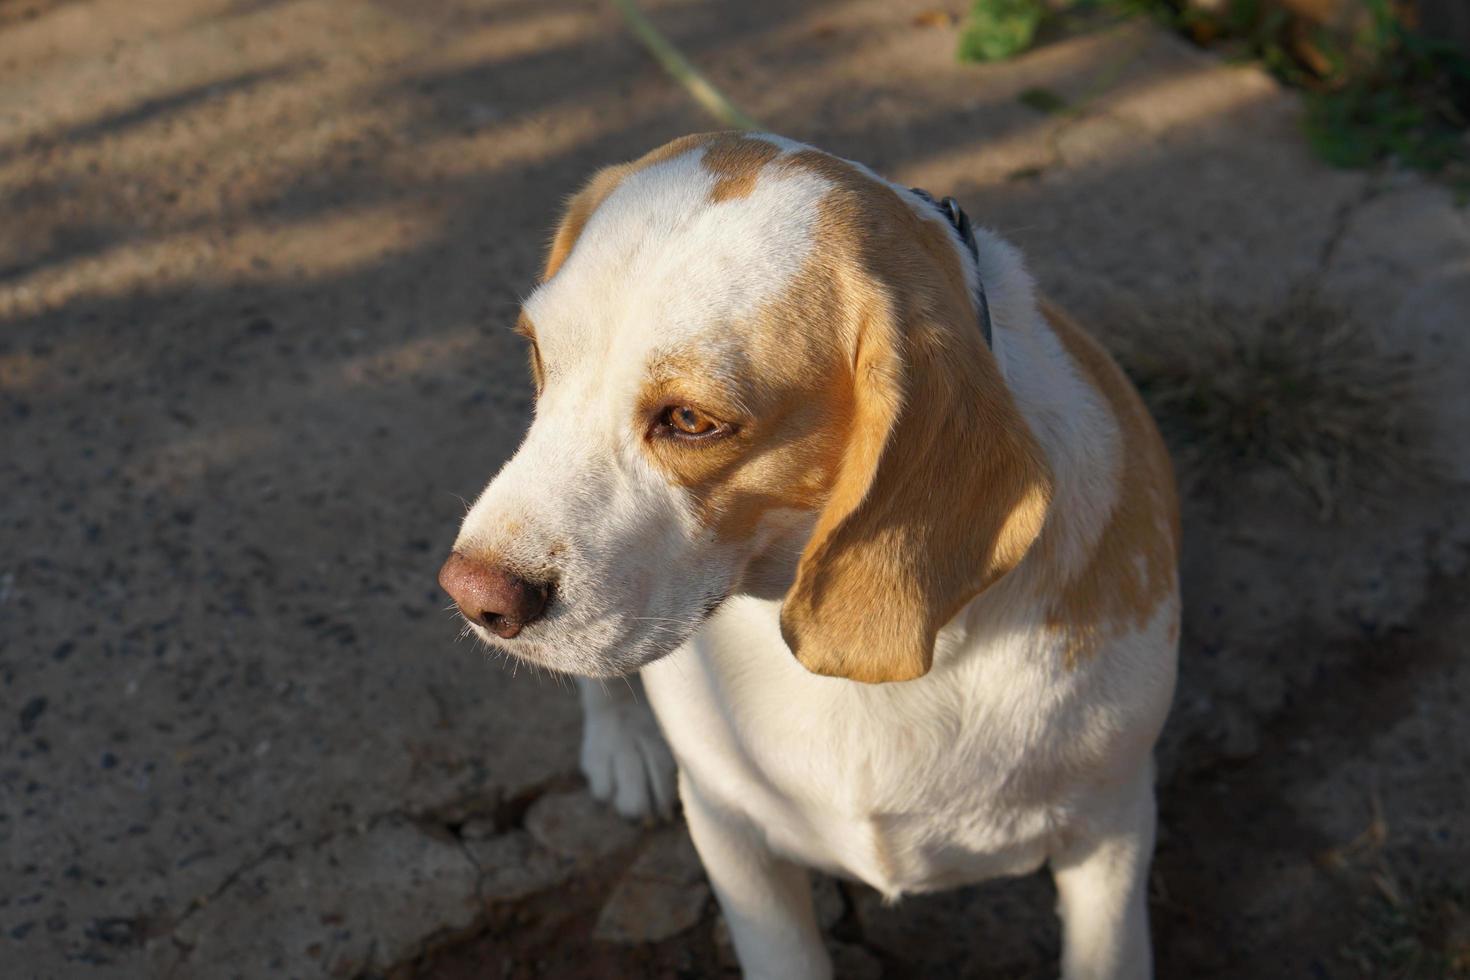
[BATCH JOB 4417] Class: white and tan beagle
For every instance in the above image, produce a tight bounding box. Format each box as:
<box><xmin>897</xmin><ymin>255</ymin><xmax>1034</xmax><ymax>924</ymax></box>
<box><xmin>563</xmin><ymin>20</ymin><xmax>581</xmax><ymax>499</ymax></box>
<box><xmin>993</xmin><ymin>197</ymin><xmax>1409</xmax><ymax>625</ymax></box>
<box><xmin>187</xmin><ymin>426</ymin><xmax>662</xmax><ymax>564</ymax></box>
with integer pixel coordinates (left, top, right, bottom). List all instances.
<box><xmin>439</xmin><ymin>132</ymin><xmax>1181</xmax><ymax>980</ymax></box>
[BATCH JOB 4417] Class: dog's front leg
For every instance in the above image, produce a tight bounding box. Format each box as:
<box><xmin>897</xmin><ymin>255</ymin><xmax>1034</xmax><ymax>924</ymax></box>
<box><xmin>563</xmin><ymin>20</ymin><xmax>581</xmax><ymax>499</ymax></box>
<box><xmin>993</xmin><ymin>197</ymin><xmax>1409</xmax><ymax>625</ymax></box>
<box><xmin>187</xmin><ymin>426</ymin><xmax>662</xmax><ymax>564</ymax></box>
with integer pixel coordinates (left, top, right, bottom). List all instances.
<box><xmin>1050</xmin><ymin>766</ymin><xmax>1157</xmax><ymax>980</ymax></box>
<box><xmin>576</xmin><ymin>676</ymin><xmax>676</xmax><ymax>820</ymax></box>
<box><xmin>681</xmin><ymin>773</ymin><xmax>831</xmax><ymax>980</ymax></box>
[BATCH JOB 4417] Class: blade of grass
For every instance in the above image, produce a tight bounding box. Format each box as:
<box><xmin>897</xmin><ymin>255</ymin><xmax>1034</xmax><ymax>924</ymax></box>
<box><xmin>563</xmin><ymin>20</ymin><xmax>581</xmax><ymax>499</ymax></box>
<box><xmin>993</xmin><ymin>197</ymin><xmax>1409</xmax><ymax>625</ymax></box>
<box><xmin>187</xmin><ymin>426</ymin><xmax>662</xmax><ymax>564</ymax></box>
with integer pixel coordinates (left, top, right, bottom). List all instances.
<box><xmin>610</xmin><ymin>0</ymin><xmax>763</xmax><ymax>131</ymax></box>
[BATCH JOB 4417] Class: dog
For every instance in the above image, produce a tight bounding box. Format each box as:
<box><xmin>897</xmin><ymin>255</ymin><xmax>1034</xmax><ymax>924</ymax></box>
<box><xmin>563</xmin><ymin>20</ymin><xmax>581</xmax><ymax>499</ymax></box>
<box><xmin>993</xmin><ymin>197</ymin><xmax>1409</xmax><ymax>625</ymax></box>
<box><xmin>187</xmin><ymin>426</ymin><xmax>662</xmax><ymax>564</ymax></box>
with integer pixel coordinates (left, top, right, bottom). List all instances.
<box><xmin>439</xmin><ymin>132</ymin><xmax>1180</xmax><ymax>980</ymax></box>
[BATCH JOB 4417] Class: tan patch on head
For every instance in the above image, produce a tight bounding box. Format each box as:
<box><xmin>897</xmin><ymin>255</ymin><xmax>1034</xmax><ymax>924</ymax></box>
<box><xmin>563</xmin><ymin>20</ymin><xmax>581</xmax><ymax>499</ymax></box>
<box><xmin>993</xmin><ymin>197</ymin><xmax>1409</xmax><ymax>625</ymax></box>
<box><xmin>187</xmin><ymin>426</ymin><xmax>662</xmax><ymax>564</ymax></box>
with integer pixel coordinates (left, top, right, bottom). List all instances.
<box><xmin>1040</xmin><ymin>302</ymin><xmax>1181</xmax><ymax>666</ymax></box>
<box><xmin>701</xmin><ymin>137</ymin><xmax>782</xmax><ymax>202</ymax></box>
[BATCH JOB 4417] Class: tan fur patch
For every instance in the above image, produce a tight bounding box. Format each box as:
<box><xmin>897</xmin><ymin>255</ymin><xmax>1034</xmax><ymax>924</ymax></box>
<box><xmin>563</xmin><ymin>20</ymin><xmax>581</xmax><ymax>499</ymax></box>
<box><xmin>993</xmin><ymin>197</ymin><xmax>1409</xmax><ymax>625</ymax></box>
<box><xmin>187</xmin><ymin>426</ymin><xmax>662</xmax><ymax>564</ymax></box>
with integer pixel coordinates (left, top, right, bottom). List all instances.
<box><xmin>1040</xmin><ymin>302</ymin><xmax>1181</xmax><ymax>666</ymax></box>
<box><xmin>768</xmin><ymin>150</ymin><xmax>1054</xmax><ymax>684</ymax></box>
<box><xmin>702</xmin><ymin>137</ymin><xmax>782</xmax><ymax>202</ymax></box>
<box><xmin>638</xmin><ymin>300</ymin><xmax>851</xmax><ymax>547</ymax></box>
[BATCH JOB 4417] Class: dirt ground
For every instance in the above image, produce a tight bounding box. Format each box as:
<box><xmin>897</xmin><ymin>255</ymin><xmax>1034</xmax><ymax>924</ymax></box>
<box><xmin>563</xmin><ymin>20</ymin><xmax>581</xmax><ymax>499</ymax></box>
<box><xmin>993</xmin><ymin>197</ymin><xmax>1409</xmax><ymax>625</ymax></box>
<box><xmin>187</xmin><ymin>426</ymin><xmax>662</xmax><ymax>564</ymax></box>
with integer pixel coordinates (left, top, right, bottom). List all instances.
<box><xmin>2</xmin><ymin>0</ymin><xmax>1468</xmax><ymax>978</ymax></box>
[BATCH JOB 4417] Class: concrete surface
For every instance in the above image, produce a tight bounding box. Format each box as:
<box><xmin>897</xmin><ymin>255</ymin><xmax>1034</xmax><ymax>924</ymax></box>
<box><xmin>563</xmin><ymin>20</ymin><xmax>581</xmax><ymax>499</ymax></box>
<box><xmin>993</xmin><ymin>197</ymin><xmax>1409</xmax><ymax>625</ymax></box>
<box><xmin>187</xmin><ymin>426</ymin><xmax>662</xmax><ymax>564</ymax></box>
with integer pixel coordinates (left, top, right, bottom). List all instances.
<box><xmin>1</xmin><ymin>0</ymin><xmax>1467</xmax><ymax>977</ymax></box>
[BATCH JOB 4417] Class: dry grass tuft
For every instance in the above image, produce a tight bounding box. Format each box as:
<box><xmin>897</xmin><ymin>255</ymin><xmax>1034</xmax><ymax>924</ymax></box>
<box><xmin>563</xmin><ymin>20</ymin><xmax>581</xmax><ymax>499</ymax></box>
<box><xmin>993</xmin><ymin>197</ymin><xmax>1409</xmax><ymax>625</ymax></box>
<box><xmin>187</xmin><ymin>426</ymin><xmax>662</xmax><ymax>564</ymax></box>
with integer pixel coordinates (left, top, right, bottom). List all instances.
<box><xmin>1341</xmin><ymin>879</ymin><xmax>1470</xmax><ymax>980</ymax></box>
<box><xmin>1315</xmin><ymin>790</ymin><xmax>1469</xmax><ymax>979</ymax></box>
<box><xmin>1099</xmin><ymin>286</ymin><xmax>1433</xmax><ymax>520</ymax></box>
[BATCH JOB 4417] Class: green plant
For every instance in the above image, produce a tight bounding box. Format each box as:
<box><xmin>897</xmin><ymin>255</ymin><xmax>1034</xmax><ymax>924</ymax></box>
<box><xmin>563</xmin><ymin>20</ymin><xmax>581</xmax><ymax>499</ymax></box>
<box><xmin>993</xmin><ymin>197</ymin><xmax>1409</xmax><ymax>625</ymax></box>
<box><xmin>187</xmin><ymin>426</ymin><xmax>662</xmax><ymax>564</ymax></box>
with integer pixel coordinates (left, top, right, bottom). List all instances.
<box><xmin>955</xmin><ymin>0</ymin><xmax>1470</xmax><ymax>185</ymax></box>
<box><xmin>1102</xmin><ymin>287</ymin><xmax>1430</xmax><ymax>519</ymax></box>
<box><xmin>957</xmin><ymin>0</ymin><xmax>1047</xmax><ymax>63</ymax></box>
<box><xmin>1303</xmin><ymin>1</ymin><xmax>1470</xmax><ymax>178</ymax></box>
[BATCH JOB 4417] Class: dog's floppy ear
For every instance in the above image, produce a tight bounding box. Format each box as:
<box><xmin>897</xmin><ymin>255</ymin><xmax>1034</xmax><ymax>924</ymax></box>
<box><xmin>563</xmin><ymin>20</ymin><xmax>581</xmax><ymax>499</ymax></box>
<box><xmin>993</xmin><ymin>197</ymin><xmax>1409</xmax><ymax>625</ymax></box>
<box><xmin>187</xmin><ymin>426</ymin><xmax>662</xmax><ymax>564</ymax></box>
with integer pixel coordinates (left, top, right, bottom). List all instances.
<box><xmin>779</xmin><ymin>292</ymin><xmax>1052</xmax><ymax>684</ymax></box>
<box><xmin>541</xmin><ymin>162</ymin><xmax>634</xmax><ymax>281</ymax></box>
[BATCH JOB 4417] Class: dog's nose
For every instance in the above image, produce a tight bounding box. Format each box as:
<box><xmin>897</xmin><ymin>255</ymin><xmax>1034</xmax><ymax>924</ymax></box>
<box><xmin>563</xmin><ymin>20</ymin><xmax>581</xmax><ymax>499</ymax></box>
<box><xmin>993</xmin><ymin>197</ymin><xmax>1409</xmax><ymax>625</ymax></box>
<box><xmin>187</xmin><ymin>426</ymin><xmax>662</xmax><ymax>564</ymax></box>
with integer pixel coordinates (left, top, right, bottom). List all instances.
<box><xmin>437</xmin><ymin>552</ymin><xmax>550</xmax><ymax>639</ymax></box>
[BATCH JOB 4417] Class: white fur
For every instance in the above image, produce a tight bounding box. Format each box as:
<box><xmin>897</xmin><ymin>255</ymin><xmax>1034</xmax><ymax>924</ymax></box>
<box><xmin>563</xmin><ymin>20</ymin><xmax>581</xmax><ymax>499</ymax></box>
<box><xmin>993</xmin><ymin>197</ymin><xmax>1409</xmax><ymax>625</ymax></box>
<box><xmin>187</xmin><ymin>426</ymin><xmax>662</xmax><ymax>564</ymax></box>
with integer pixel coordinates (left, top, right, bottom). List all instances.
<box><xmin>457</xmin><ymin>143</ymin><xmax>832</xmax><ymax>676</ymax></box>
<box><xmin>452</xmin><ymin>137</ymin><xmax>1178</xmax><ymax>980</ymax></box>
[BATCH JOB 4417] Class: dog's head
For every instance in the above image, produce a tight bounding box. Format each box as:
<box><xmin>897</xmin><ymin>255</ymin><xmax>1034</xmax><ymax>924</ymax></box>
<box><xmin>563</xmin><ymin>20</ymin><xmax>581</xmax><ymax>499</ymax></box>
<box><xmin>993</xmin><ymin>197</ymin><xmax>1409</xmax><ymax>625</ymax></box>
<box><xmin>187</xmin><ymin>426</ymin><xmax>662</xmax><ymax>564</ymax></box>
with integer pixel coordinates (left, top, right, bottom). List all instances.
<box><xmin>441</xmin><ymin>133</ymin><xmax>1051</xmax><ymax>683</ymax></box>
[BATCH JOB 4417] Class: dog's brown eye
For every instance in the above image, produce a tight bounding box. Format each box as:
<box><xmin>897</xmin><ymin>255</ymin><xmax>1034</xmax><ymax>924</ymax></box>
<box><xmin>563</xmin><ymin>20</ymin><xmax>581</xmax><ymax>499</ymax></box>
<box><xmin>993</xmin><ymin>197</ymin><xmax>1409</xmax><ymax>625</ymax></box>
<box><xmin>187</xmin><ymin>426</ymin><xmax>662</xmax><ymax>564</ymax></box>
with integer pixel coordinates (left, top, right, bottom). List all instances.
<box><xmin>660</xmin><ymin>405</ymin><xmax>721</xmax><ymax>438</ymax></box>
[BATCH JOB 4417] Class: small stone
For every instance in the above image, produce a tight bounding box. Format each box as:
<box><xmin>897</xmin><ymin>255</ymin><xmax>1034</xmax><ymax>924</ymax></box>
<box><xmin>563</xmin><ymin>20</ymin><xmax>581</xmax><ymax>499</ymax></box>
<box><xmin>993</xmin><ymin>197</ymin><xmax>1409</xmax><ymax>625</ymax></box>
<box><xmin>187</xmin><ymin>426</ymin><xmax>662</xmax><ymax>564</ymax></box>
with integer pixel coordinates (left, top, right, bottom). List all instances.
<box><xmin>593</xmin><ymin>825</ymin><xmax>709</xmax><ymax>944</ymax></box>
<box><xmin>525</xmin><ymin>791</ymin><xmax>639</xmax><ymax>864</ymax></box>
<box><xmin>457</xmin><ymin>816</ymin><xmax>498</xmax><ymax>841</ymax></box>
<box><xmin>625</xmin><ymin>824</ymin><xmax>703</xmax><ymax>884</ymax></box>
<box><xmin>593</xmin><ymin>876</ymin><xmax>709</xmax><ymax>944</ymax></box>
<box><xmin>465</xmin><ymin>831</ymin><xmax>569</xmax><ymax>902</ymax></box>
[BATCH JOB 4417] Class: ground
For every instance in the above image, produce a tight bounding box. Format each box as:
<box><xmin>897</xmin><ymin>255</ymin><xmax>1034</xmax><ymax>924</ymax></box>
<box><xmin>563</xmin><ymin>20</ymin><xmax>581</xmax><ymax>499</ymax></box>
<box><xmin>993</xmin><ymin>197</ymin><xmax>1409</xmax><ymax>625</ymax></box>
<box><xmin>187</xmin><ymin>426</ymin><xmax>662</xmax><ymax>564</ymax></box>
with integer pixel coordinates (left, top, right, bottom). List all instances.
<box><xmin>1</xmin><ymin>0</ymin><xmax>1468</xmax><ymax>978</ymax></box>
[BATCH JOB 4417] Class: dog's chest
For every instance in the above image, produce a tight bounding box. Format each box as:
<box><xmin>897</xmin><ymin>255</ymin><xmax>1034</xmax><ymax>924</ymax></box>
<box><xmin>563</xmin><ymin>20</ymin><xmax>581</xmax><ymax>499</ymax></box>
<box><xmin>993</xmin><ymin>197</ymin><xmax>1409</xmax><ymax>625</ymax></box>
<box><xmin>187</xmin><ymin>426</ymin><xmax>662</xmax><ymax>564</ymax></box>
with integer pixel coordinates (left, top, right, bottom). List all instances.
<box><xmin>641</xmin><ymin>599</ymin><xmax>1076</xmax><ymax>897</ymax></box>
<box><xmin>760</xmin><ymin>789</ymin><xmax>1056</xmax><ymax>898</ymax></box>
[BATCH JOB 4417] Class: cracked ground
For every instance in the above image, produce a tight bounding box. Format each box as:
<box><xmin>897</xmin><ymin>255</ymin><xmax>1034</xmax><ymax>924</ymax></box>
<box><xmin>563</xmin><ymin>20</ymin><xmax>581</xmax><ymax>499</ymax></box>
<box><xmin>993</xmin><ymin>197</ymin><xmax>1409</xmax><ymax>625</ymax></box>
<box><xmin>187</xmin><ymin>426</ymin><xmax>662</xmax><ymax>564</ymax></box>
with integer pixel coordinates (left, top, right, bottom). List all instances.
<box><xmin>3</xmin><ymin>0</ymin><xmax>1469</xmax><ymax>977</ymax></box>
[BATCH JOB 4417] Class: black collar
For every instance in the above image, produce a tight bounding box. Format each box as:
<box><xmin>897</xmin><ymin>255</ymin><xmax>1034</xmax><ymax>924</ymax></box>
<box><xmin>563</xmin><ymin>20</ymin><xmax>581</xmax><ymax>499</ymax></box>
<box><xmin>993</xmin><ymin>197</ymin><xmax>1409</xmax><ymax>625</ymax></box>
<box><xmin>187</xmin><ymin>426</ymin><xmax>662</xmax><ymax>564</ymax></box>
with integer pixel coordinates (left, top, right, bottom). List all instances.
<box><xmin>908</xmin><ymin>187</ymin><xmax>993</xmax><ymax>349</ymax></box>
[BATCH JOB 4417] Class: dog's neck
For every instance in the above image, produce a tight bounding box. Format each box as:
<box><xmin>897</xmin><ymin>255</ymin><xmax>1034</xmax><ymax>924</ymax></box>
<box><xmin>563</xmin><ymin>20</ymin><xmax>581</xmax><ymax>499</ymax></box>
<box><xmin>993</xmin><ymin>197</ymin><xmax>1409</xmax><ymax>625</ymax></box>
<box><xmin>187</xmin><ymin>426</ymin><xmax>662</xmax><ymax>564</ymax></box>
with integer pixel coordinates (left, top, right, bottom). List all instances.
<box><xmin>951</xmin><ymin>227</ymin><xmax>1126</xmax><ymax>642</ymax></box>
<box><xmin>962</xmin><ymin>225</ymin><xmax>1041</xmax><ymax>385</ymax></box>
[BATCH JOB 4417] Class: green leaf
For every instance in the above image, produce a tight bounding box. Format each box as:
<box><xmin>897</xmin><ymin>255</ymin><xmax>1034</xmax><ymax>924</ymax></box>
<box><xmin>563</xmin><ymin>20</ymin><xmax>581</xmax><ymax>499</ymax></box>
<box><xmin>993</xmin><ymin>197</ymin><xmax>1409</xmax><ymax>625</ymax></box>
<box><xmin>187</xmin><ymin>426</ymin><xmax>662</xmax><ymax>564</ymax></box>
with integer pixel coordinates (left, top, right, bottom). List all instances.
<box><xmin>1303</xmin><ymin>91</ymin><xmax>1380</xmax><ymax>168</ymax></box>
<box><xmin>1017</xmin><ymin>86</ymin><xmax>1070</xmax><ymax>114</ymax></box>
<box><xmin>957</xmin><ymin>0</ymin><xmax>1046</xmax><ymax>63</ymax></box>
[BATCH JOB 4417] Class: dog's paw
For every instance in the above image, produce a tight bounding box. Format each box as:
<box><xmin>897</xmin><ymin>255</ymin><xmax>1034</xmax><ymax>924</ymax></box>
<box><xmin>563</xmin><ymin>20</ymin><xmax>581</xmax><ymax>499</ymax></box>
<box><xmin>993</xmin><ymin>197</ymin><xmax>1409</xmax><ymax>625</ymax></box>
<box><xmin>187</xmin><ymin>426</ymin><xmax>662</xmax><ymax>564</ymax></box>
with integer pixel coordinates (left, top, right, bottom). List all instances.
<box><xmin>579</xmin><ymin>694</ymin><xmax>677</xmax><ymax>821</ymax></box>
